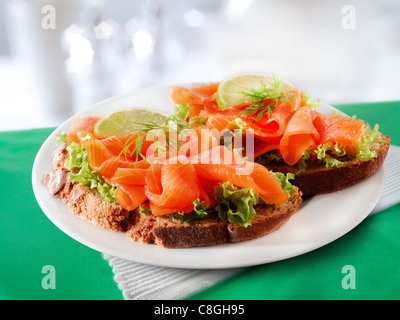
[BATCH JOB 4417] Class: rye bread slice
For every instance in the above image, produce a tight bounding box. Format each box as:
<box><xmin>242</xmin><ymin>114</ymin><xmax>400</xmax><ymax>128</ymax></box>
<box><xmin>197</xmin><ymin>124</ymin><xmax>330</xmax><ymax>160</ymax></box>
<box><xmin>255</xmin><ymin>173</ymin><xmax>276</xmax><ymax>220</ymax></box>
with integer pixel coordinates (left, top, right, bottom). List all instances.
<box><xmin>42</xmin><ymin>144</ymin><xmax>303</xmax><ymax>248</ymax></box>
<box><xmin>265</xmin><ymin>135</ymin><xmax>390</xmax><ymax>196</ymax></box>
<box><xmin>41</xmin><ymin>145</ymin><xmax>137</xmax><ymax>232</ymax></box>
<box><xmin>127</xmin><ymin>188</ymin><xmax>302</xmax><ymax>248</ymax></box>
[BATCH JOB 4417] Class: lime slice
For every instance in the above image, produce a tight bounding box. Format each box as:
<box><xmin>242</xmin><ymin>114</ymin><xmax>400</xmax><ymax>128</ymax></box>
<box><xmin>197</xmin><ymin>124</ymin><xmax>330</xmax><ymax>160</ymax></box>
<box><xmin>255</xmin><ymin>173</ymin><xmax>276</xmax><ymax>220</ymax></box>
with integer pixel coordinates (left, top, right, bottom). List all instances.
<box><xmin>216</xmin><ymin>73</ymin><xmax>294</xmax><ymax>110</ymax></box>
<box><xmin>94</xmin><ymin>107</ymin><xmax>169</xmax><ymax>138</ymax></box>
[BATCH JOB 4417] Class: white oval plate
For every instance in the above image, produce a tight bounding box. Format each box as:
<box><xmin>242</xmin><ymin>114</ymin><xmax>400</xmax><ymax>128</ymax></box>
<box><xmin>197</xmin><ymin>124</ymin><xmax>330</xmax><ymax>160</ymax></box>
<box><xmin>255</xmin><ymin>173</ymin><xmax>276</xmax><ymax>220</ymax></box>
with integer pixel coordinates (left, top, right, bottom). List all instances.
<box><xmin>32</xmin><ymin>84</ymin><xmax>384</xmax><ymax>269</ymax></box>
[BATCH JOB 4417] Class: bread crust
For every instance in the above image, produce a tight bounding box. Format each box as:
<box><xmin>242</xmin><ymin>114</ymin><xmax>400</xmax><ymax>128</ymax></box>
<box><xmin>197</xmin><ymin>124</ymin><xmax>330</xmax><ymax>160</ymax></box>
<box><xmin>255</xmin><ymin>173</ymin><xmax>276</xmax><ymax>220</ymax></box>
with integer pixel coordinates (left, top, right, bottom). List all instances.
<box><xmin>42</xmin><ymin>145</ymin><xmax>136</xmax><ymax>232</ymax></box>
<box><xmin>265</xmin><ymin>135</ymin><xmax>390</xmax><ymax>196</ymax></box>
<box><xmin>127</xmin><ymin>189</ymin><xmax>302</xmax><ymax>248</ymax></box>
<box><xmin>228</xmin><ymin>189</ymin><xmax>302</xmax><ymax>242</ymax></box>
<box><xmin>42</xmin><ymin>144</ymin><xmax>303</xmax><ymax>248</ymax></box>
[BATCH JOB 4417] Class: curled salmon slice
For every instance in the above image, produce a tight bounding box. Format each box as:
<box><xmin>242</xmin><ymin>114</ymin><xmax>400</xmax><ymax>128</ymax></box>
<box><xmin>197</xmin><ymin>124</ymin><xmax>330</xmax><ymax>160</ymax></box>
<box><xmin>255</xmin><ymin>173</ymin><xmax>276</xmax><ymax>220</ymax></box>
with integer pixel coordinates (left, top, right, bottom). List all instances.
<box><xmin>149</xmin><ymin>202</ymin><xmax>196</xmax><ymax>216</ymax></box>
<box><xmin>169</xmin><ymin>82</ymin><xmax>219</xmax><ymax>105</ymax></box>
<box><xmin>177</xmin><ymin>126</ymin><xmax>219</xmax><ymax>159</ymax></box>
<box><xmin>112</xmin><ymin>168</ymin><xmax>148</xmax><ymax>185</ymax></box>
<box><xmin>237</xmin><ymin>88</ymin><xmax>303</xmax><ymax>140</ymax></box>
<box><xmin>193</xmin><ymin>146</ymin><xmax>288</xmax><ymax>205</ymax></box>
<box><xmin>101</xmin><ymin>132</ymin><xmax>153</xmax><ymax>161</ymax></box>
<box><xmin>67</xmin><ymin>114</ymin><xmax>102</xmax><ymax>145</ymax></box>
<box><xmin>114</xmin><ymin>185</ymin><xmax>147</xmax><ymax>211</ymax></box>
<box><xmin>83</xmin><ymin>139</ymin><xmax>114</xmax><ymax>170</ymax></box>
<box><xmin>280</xmin><ymin>106</ymin><xmax>320</xmax><ymax>166</ymax></box>
<box><xmin>205</xmin><ymin>113</ymin><xmax>237</xmax><ymax>132</ymax></box>
<box><xmin>314</xmin><ymin>113</ymin><xmax>366</xmax><ymax>153</ymax></box>
<box><xmin>169</xmin><ymin>82</ymin><xmax>220</xmax><ymax>116</ymax></box>
<box><xmin>145</xmin><ymin>163</ymin><xmax>202</xmax><ymax>212</ymax></box>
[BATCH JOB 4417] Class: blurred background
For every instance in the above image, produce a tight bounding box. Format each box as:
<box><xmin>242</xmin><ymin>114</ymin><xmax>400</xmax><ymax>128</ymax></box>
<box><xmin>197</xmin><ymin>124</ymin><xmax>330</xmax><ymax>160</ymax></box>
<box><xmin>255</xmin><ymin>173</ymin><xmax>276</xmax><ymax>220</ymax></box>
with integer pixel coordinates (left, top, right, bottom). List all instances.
<box><xmin>0</xmin><ymin>0</ymin><xmax>399</xmax><ymax>131</ymax></box>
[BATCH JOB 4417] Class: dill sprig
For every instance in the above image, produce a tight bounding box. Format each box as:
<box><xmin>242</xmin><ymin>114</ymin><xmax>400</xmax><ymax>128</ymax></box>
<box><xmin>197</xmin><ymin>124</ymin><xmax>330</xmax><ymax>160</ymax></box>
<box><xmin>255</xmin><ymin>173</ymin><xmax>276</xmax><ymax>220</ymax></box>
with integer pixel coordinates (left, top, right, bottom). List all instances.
<box><xmin>119</xmin><ymin>116</ymin><xmax>191</xmax><ymax>165</ymax></box>
<box><xmin>239</xmin><ymin>76</ymin><xmax>298</xmax><ymax>122</ymax></box>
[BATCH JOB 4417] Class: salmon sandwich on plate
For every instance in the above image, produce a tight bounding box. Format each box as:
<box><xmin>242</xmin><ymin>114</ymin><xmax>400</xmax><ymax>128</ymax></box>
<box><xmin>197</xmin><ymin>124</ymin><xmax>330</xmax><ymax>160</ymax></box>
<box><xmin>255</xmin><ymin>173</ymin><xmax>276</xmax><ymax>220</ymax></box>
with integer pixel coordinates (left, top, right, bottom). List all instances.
<box><xmin>42</xmin><ymin>74</ymin><xmax>390</xmax><ymax>249</ymax></box>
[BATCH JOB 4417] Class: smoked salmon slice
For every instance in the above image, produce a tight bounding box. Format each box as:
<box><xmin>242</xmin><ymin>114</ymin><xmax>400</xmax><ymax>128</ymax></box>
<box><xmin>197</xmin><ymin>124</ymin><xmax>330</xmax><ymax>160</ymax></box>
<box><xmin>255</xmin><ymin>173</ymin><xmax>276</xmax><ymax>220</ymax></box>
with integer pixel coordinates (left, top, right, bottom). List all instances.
<box><xmin>193</xmin><ymin>146</ymin><xmax>288</xmax><ymax>205</ymax></box>
<box><xmin>114</xmin><ymin>184</ymin><xmax>147</xmax><ymax>212</ymax></box>
<box><xmin>177</xmin><ymin>126</ymin><xmax>219</xmax><ymax>159</ymax></box>
<box><xmin>145</xmin><ymin>162</ymin><xmax>202</xmax><ymax>210</ymax></box>
<box><xmin>169</xmin><ymin>82</ymin><xmax>220</xmax><ymax>116</ymax></box>
<box><xmin>149</xmin><ymin>202</ymin><xmax>195</xmax><ymax>216</ymax></box>
<box><xmin>314</xmin><ymin>113</ymin><xmax>366</xmax><ymax>153</ymax></box>
<box><xmin>205</xmin><ymin>113</ymin><xmax>237</xmax><ymax>132</ymax></box>
<box><xmin>100</xmin><ymin>135</ymin><xmax>128</xmax><ymax>156</ymax></box>
<box><xmin>101</xmin><ymin>132</ymin><xmax>153</xmax><ymax>161</ymax></box>
<box><xmin>169</xmin><ymin>82</ymin><xmax>219</xmax><ymax>105</ymax></box>
<box><xmin>112</xmin><ymin>168</ymin><xmax>148</xmax><ymax>185</ymax></box>
<box><xmin>239</xmin><ymin>88</ymin><xmax>303</xmax><ymax>140</ymax></box>
<box><xmin>247</xmin><ymin>135</ymin><xmax>281</xmax><ymax>159</ymax></box>
<box><xmin>67</xmin><ymin>114</ymin><xmax>102</xmax><ymax>145</ymax></box>
<box><xmin>83</xmin><ymin>139</ymin><xmax>115</xmax><ymax>171</ymax></box>
<box><xmin>280</xmin><ymin>106</ymin><xmax>320</xmax><ymax>166</ymax></box>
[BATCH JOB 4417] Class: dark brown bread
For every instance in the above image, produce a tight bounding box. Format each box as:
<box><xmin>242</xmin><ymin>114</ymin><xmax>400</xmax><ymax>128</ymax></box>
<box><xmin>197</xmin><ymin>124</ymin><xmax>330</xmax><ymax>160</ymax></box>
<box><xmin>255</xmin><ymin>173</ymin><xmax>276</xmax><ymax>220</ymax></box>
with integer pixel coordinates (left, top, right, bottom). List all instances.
<box><xmin>227</xmin><ymin>189</ymin><xmax>302</xmax><ymax>243</ymax></box>
<box><xmin>127</xmin><ymin>214</ymin><xmax>230</xmax><ymax>248</ymax></box>
<box><xmin>42</xmin><ymin>145</ymin><xmax>303</xmax><ymax>248</ymax></box>
<box><xmin>265</xmin><ymin>135</ymin><xmax>390</xmax><ymax>196</ymax></box>
<box><xmin>127</xmin><ymin>188</ymin><xmax>302</xmax><ymax>248</ymax></box>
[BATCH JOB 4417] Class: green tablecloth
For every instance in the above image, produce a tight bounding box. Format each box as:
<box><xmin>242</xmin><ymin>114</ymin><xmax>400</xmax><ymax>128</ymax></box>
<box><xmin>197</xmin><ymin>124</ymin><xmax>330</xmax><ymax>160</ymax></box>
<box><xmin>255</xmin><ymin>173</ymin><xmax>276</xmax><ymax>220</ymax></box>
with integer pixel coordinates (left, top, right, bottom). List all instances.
<box><xmin>1</xmin><ymin>101</ymin><xmax>399</xmax><ymax>300</ymax></box>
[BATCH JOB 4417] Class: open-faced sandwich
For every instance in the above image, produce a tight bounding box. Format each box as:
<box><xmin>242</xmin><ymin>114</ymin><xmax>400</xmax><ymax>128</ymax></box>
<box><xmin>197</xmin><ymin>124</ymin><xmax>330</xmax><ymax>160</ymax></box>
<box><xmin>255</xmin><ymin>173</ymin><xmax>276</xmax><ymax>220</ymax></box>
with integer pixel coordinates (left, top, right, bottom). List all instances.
<box><xmin>42</xmin><ymin>74</ymin><xmax>390</xmax><ymax>248</ymax></box>
<box><xmin>170</xmin><ymin>74</ymin><xmax>390</xmax><ymax>196</ymax></box>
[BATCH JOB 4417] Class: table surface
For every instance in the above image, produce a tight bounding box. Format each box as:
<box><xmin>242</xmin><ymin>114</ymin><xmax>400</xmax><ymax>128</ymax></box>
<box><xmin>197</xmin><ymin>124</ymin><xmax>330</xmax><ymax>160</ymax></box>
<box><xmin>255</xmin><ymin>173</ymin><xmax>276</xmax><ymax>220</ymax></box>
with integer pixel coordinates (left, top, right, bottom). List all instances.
<box><xmin>1</xmin><ymin>100</ymin><xmax>399</xmax><ymax>300</ymax></box>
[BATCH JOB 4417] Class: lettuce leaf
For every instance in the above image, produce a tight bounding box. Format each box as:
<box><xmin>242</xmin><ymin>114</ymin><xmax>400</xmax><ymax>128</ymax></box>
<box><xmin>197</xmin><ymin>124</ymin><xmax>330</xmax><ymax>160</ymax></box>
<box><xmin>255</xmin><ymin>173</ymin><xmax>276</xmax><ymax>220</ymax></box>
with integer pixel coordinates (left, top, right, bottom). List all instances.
<box><xmin>65</xmin><ymin>142</ymin><xmax>117</xmax><ymax>203</ymax></box>
<box><xmin>214</xmin><ymin>182</ymin><xmax>259</xmax><ymax>227</ymax></box>
<box><xmin>296</xmin><ymin>151</ymin><xmax>310</xmax><ymax>174</ymax></box>
<box><xmin>226</xmin><ymin>118</ymin><xmax>247</xmax><ymax>136</ymax></box>
<box><xmin>270</xmin><ymin>171</ymin><xmax>296</xmax><ymax>198</ymax></box>
<box><xmin>297</xmin><ymin>123</ymin><xmax>386</xmax><ymax>171</ymax></box>
<box><xmin>314</xmin><ymin>143</ymin><xmax>347</xmax><ymax>168</ymax></box>
<box><xmin>167</xmin><ymin>199</ymin><xmax>209</xmax><ymax>224</ymax></box>
<box><xmin>302</xmin><ymin>92</ymin><xmax>320</xmax><ymax>109</ymax></box>
<box><xmin>355</xmin><ymin>124</ymin><xmax>386</xmax><ymax>161</ymax></box>
<box><xmin>138</xmin><ymin>204</ymin><xmax>151</xmax><ymax>216</ymax></box>
<box><xmin>174</xmin><ymin>103</ymin><xmax>190</xmax><ymax>120</ymax></box>
<box><xmin>189</xmin><ymin>116</ymin><xmax>208</xmax><ymax>126</ymax></box>
<box><xmin>55</xmin><ymin>132</ymin><xmax>67</xmax><ymax>145</ymax></box>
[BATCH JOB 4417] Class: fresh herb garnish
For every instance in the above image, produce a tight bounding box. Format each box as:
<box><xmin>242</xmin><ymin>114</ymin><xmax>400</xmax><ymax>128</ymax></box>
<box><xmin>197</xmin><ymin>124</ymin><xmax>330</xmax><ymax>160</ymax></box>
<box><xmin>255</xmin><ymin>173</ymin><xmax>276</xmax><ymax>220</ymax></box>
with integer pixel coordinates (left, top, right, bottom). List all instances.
<box><xmin>239</xmin><ymin>76</ymin><xmax>299</xmax><ymax>122</ymax></box>
<box><xmin>238</xmin><ymin>76</ymin><xmax>284</xmax><ymax>121</ymax></box>
<box><xmin>119</xmin><ymin>116</ymin><xmax>191</xmax><ymax>165</ymax></box>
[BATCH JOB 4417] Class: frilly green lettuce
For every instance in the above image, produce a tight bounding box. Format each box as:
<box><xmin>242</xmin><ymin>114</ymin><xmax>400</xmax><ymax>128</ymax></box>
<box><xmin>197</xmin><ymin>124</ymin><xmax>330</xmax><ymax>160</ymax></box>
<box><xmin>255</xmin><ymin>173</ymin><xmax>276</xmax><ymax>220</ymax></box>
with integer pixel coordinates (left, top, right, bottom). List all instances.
<box><xmin>355</xmin><ymin>124</ymin><xmax>386</xmax><ymax>161</ymax></box>
<box><xmin>314</xmin><ymin>143</ymin><xmax>347</xmax><ymax>168</ymax></box>
<box><xmin>302</xmin><ymin>92</ymin><xmax>320</xmax><ymax>109</ymax></box>
<box><xmin>270</xmin><ymin>171</ymin><xmax>296</xmax><ymax>198</ymax></box>
<box><xmin>226</xmin><ymin>118</ymin><xmax>247</xmax><ymax>135</ymax></box>
<box><xmin>214</xmin><ymin>172</ymin><xmax>295</xmax><ymax>227</ymax></box>
<box><xmin>298</xmin><ymin>123</ymin><xmax>386</xmax><ymax>172</ymax></box>
<box><xmin>167</xmin><ymin>199</ymin><xmax>209</xmax><ymax>224</ymax></box>
<box><xmin>65</xmin><ymin>142</ymin><xmax>117</xmax><ymax>203</ymax></box>
<box><xmin>214</xmin><ymin>182</ymin><xmax>259</xmax><ymax>227</ymax></box>
<box><xmin>174</xmin><ymin>103</ymin><xmax>190</xmax><ymax>120</ymax></box>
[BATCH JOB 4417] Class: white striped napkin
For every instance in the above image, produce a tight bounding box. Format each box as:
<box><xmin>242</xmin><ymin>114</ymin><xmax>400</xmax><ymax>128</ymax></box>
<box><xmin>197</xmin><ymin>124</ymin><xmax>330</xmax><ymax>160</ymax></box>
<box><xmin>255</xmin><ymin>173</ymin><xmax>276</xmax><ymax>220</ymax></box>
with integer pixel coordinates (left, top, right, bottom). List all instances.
<box><xmin>371</xmin><ymin>145</ymin><xmax>400</xmax><ymax>213</ymax></box>
<box><xmin>103</xmin><ymin>145</ymin><xmax>400</xmax><ymax>300</ymax></box>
